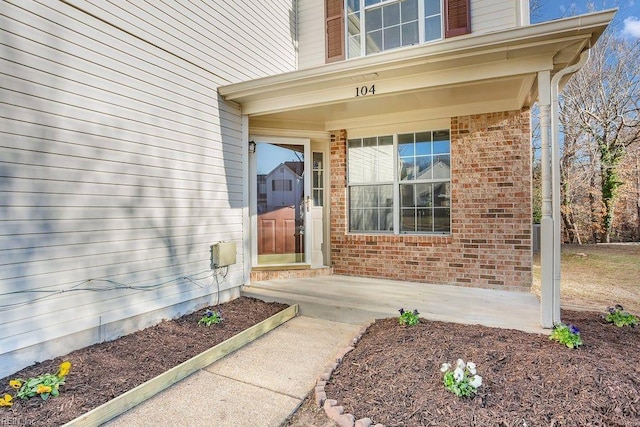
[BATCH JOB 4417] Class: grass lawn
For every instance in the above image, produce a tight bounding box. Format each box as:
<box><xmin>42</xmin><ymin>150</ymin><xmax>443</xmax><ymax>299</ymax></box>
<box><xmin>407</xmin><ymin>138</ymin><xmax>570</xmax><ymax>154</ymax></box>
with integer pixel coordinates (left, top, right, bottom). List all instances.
<box><xmin>532</xmin><ymin>243</ymin><xmax>640</xmax><ymax>314</ymax></box>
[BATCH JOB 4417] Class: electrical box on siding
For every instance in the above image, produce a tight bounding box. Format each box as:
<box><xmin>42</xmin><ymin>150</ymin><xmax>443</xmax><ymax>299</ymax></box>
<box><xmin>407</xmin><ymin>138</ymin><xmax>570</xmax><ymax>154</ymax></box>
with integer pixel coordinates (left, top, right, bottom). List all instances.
<box><xmin>210</xmin><ymin>241</ymin><xmax>237</xmax><ymax>268</ymax></box>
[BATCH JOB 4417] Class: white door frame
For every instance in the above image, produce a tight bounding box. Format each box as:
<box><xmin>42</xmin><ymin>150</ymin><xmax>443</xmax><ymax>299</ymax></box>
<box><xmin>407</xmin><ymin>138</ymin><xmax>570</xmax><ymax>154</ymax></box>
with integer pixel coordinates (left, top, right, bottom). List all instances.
<box><xmin>249</xmin><ymin>135</ymin><xmax>311</xmax><ymax>267</ymax></box>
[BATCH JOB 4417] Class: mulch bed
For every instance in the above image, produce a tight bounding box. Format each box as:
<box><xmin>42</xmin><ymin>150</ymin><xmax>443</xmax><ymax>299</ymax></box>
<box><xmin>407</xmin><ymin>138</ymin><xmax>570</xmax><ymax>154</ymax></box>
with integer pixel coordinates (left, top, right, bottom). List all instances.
<box><xmin>325</xmin><ymin>310</ymin><xmax>640</xmax><ymax>427</ymax></box>
<box><xmin>0</xmin><ymin>297</ymin><xmax>288</xmax><ymax>426</ymax></box>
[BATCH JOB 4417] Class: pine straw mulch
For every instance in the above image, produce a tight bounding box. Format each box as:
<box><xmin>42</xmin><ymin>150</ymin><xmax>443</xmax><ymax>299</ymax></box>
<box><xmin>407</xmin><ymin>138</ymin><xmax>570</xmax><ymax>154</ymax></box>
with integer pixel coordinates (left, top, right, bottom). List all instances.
<box><xmin>324</xmin><ymin>309</ymin><xmax>640</xmax><ymax>427</ymax></box>
<box><xmin>0</xmin><ymin>297</ymin><xmax>288</xmax><ymax>426</ymax></box>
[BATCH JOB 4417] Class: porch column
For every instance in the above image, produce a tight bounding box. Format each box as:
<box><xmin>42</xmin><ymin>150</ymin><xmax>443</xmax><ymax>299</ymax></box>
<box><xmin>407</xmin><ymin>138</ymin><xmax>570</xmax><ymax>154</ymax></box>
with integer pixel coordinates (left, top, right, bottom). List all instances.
<box><xmin>538</xmin><ymin>70</ymin><xmax>555</xmax><ymax>328</ymax></box>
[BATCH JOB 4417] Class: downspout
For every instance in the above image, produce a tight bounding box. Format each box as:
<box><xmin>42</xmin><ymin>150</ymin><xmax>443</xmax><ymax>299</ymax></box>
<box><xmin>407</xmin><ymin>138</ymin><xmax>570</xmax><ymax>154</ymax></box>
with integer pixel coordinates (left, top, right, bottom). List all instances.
<box><xmin>549</xmin><ymin>49</ymin><xmax>591</xmax><ymax>324</ymax></box>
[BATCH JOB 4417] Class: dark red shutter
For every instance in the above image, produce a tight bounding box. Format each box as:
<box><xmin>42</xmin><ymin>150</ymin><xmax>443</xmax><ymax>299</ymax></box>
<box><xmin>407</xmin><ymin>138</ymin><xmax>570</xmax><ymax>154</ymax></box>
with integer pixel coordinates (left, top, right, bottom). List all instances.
<box><xmin>444</xmin><ymin>0</ymin><xmax>471</xmax><ymax>38</ymax></box>
<box><xmin>325</xmin><ymin>0</ymin><xmax>345</xmax><ymax>63</ymax></box>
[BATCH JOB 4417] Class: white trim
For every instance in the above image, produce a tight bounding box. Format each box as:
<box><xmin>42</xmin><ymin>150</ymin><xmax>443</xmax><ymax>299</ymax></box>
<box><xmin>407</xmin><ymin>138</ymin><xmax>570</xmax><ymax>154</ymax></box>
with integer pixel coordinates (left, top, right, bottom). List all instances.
<box><xmin>249</xmin><ymin>127</ymin><xmax>331</xmax><ymax>140</ymax></box>
<box><xmin>242</xmin><ymin>115</ymin><xmax>251</xmax><ymax>284</ymax></box>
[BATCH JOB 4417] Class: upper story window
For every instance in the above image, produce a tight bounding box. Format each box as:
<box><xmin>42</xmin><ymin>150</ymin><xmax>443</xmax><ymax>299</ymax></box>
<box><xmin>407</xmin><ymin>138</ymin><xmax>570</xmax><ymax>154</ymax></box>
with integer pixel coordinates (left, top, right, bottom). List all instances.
<box><xmin>346</xmin><ymin>0</ymin><xmax>442</xmax><ymax>58</ymax></box>
<box><xmin>325</xmin><ymin>0</ymin><xmax>470</xmax><ymax>63</ymax></box>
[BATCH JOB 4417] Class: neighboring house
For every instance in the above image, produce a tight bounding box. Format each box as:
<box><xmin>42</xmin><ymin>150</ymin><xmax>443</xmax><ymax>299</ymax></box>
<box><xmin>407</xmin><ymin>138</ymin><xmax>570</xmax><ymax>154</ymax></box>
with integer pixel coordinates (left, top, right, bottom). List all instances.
<box><xmin>265</xmin><ymin>162</ymin><xmax>304</xmax><ymax>212</ymax></box>
<box><xmin>0</xmin><ymin>1</ymin><xmax>613</xmax><ymax>377</ymax></box>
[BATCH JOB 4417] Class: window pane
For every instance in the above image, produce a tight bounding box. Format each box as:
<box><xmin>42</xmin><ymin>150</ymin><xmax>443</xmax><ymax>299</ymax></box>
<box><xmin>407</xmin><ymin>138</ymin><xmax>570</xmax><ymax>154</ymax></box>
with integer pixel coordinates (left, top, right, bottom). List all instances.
<box><xmin>401</xmin><ymin>208</ymin><xmax>416</xmax><ymax>232</ymax></box>
<box><xmin>350</xmin><ymin>186</ymin><xmax>363</xmax><ymax>206</ymax></box>
<box><xmin>377</xmin><ymin>136</ymin><xmax>394</xmax><ymax>181</ymax></box>
<box><xmin>383</xmin><ymin>25</ymin><xmax>401</xmax><ymax>50</ymax></box>
<box><xmin>380</xmin><ymin>208</ymin><xmax>393</xmax><ymax>230</ymax></box>
<box><xmin>379</xmin><ymin>184</ymin><xmax>394</xmax><ymax>206</ymax></box>
<box><xmin>313</xmin><ymin>171</ymin><xmax>322</xmax><ymax>187</ymax></box>
<box><xmin>401</xmin><ymin>0</ymin><xmax>418</xmax><ymax>21</ymax></box>
<box><xmin>425</xmin><ymin>15</ymin><xmax>442</xmax><ymax>41</ymax></box>
<box><xmin>416</xmin><ymin>131</ymin><xmax>431</xmax><ymax>143</ymax></box>
<box><xmin>362</xmin><ymin>209</ymin><xmax>378</xmax><ymax>231</ymax></box>
<box><xmin>398</xmin><ymin>133</ymin><xmax>414</xmax><ymax>156</ymax></box>
<box><xmin>416</xmin><ymin>208</ymin><xmax>433</xmax><ymax>232</ymax></box>
<box><xmin>361</xmin><ymin>186</ymin><xmax>378</xmax><ymax>207</ymax></box>
<box><xmin>424</xmin><ymin>0</ymin><xmax>440</xmax><ymax>16</ymax></box>
<box><xmin>400</xmin><ymin>184</ymin><xmax>415</xmax><ymax>207</ymax></box>
<box><xmin>350</xmin><ymin>209</ymin><xmax>363</xmax><ymax>231</ymax></box>
<box><xmin>433</xmin><ymin>131</ymin><xmax>450</xmax><ymax>152</ymax></box>
<box><xmin>415</xmin><ymin>155</ymin><xmax>433</xmax><ymax>179</ymax></box>
<box><xmin>415</xmin><ymin>140</ymin><xmax>431</xmax><ymax>155</ymax></box>
<box><xmin>348</xmin><ymin>139</ymin><xmax>362</xmax><ymax>183</ymax></box>
<box><xmin>367</xmin><ymin>30</ymin><xmax>383</xmax><ymax>54</ymax></box>
<box><xmin>366</xmin><ymin>7</ymin><xmax>382</xmax><ymax>31</ymax></box>
<box><xmin>348</xmin><ymin>12</ymin><xmax>361</xmax><ymax>36</ymax></box>
<box><xmin>362</xmin><ymin>137</ymin><xmax>378</xmax><ymax>181</ymax></box>
<box><xmin>402</xmin><ymin>21</ymin><xmax>419</xmax><ymax>45</ymax></box>
<box><xmin>399</xmin><ymin>157</ymin><xmax>415</xmax><ymax>181</ymax></box>
<box><xmin>365</xmin><ymin>0</ymin><xmax>381</xmax><ymax>6</ymax></box>
<box><xmin>433</xmin><ymin>182</ymin><xmax>451</xmax><ymax>207</ymax></box>
<box><xmin>348</xmin><ymin>35</ymin><xmax>362</xmax><ymax>58</ymax></box>
<box><xmin>433</xmin><ymin>154</ymin><xmax>450</xmax><ymax>179</ymax></box>
<box><xmin>415</xmin><ymin>183</ymin><xmax>432</xmax><ymax>207</ymax></box>
<box><xmin>313</xmin><ymin>189</ymin><xmax>323</xmax><ymax>207</ymax></box>
<box><xmin>348</xmin><ymin>0</ymin><xmax>360</xmax><ymax>12</ymax></box>
<box><xmin>433</xmin><ymin>208</ymin><xmax>450</xmax><ymax>232</ymax></box>
<box><xmin>313</xmin><ymin>152</ymin><xmax>323</xmax><ymax>170</ymax></box>
<box><xmin>383</xmin><ymin>2</ymin><xmax>400</xmax><ymax>27</ymax></box>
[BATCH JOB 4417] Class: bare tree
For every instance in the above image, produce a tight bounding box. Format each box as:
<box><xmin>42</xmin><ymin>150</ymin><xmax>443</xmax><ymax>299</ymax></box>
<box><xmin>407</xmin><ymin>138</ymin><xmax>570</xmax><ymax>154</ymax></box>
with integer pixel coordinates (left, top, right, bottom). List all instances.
<box><xmin>529</xmin><ymin>0</ymin><xmax>546</xmax><ymax>21</ymax></box>
<box><xmin>559</xmin><ymin>30</ymin><xmax>640</xmax><ymax>242</ymax></box>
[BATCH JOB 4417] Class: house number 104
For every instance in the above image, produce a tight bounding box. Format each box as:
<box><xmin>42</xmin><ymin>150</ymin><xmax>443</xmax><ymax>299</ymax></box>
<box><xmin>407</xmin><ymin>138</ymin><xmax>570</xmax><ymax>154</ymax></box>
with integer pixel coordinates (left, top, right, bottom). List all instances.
<box><xmin>355</xmin><ymin>84</ymin><xmax>375</xmax><ymax>97</ymax></box>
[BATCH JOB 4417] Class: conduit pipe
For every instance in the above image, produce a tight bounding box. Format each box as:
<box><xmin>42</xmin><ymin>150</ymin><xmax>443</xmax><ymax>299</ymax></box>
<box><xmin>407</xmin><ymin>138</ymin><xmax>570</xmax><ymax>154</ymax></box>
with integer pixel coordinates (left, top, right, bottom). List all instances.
<box><xmin>549</xmin><ymin>49</ymin><xmax>591</xmax><ymax>324</ymax></box>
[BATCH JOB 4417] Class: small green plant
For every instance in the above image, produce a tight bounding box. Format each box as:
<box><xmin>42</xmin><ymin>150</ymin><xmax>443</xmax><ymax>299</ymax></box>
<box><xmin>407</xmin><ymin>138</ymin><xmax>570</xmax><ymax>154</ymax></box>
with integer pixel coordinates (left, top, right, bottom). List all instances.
<box><xmin>441</xmin><ymin>359</ymin><xmax>482</xmax><ymax>398</ymax></box>
<box><xmin>398</xmin><ymin>308</ymin><xmax>420</xmax><ymax>326</ymax></box>
<box><xmin>198</xmin><ymin>309</ymin><xmax>223</xmax><ymax>326</ymax></box>
<box><xmin>605</xmin><ymin>304</ymin><xmax>638</xmax><ymax>327</ymax></box>
<box><xmin>10</xmin><ymin>361</ymin><xmax>71</xmax><ymax>401</ymax></box>
<box><xmin>549</xmin><ymin>323</ymin><xmax>583</xmax><ymax>349</ymax></box>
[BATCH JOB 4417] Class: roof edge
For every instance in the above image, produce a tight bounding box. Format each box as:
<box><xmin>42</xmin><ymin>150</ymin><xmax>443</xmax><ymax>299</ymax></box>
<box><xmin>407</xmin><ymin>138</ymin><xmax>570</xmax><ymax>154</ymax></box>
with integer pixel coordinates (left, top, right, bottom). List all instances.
<box><xmin>219</xmin><ymin>8</ymin><xmax>616</xmax><ymax>100</ymax></box>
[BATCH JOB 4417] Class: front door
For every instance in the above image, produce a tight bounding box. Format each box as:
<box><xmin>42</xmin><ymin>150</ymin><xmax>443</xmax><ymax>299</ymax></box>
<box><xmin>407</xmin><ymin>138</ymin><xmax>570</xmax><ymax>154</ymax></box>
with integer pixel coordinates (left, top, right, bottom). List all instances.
<box><xmin>252</xmin><ymin>138</ymin><xmax>311</xmax><ymax>266</ymax></box>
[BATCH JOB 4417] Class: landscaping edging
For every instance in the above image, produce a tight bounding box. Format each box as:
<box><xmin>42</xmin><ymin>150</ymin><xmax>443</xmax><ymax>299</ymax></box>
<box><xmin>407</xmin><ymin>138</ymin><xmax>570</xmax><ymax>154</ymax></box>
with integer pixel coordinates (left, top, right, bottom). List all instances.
<box><xmin>314</xmin><ymin>324</ymin><xmax>385</xmax><ymax>427</ymax></box>
<box><xmin>63</xmin><ymin>304</ymin><xmax>299</xmax><ymax>427</ymax></box>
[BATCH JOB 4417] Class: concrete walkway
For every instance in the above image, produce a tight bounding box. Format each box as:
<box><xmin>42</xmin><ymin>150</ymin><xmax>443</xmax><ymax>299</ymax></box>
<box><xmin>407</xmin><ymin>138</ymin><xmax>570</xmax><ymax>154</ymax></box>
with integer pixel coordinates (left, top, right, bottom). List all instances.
<box><xmin>244</xmin><ymin>275</ymin><xmax>545</xmax><ymax>334</ymax></box>
<box><xmin>105</xmin><ymin>275</ymin><xmax>544</xmax><ymax>426</ymax></box>
<box><xmin>105</xmin><ymin>316</ymin><xmax>361</xmax><ymax>427</ymax></box>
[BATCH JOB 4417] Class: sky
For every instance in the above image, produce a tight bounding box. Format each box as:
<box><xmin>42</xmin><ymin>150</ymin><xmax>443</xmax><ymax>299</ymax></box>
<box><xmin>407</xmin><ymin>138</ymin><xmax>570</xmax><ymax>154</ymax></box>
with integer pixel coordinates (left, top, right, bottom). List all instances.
<box><xmin>533</xmin><ymin>0</ymin><xmax>640</xmax><ymax>38</ymax></box>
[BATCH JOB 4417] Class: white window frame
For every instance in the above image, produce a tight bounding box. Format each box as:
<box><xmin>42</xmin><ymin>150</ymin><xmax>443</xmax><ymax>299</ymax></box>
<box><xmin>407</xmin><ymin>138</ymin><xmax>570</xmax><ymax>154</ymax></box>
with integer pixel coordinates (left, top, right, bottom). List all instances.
<box><xmin>345</xmin><ymin>0</ymin><xmax>443</xmax><ymax>59</ymax></box>
<box><xmin>347</xmin><ymin>130</ymin><xmax>451</xmax><ymax>235</ymax></box>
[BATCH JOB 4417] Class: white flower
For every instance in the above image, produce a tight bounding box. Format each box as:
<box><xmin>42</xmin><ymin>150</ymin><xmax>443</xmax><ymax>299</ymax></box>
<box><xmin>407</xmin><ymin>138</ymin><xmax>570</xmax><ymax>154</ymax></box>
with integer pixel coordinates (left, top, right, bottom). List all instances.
<box><xmin>440</xmin><ymin>363</ymin><xmax>451</xmax><ymax>373</ymax></box>
<box><xmin>470</xmin><ymin>375</ymin><xmax>483</xmax><ymax>388</ymax></box>
<box><xmin>456</xmin><ymin>358</ymin><xmax>466</xmax><ymax>369</ymax></box>
<box><xmin>467</xmin><ymin>361</ymin><xmax>476</xmax><ymax>375</ymax></box>
<box><xmin>454</xmin><ymin>367</ymin><xmax>464</xmax><ymax>382</ymax></box>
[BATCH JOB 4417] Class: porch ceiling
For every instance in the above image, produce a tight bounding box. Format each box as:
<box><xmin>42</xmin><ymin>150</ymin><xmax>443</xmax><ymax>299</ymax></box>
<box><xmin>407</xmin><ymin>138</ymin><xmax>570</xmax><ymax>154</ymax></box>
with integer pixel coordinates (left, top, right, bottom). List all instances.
<box><xmin>218</xmin><ymin>9</ymin><xmax>615</xmax><ymax>131</ymax></box>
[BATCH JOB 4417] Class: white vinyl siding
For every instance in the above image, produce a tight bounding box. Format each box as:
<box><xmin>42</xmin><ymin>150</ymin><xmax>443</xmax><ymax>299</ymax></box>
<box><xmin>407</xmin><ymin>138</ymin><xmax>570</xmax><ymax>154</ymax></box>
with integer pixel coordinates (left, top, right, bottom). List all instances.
<box><xmin>0</xmin><ymin>0</ymin><xmax>296</xmax><ymax>377</ymax></box>
<box><xmin>298</xmin><ymin>0</ymin><xmax>326</xmax><ymax>69</ymax></box>
<box><xmin>471</xmin><ymin>0</ymin><xmax>517</xmax><ymax>34</ymax></box>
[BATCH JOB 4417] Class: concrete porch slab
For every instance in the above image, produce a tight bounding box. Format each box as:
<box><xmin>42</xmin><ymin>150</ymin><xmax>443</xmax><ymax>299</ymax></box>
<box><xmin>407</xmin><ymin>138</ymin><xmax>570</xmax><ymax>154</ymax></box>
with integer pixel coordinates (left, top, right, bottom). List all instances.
<box><xmin>243</xmin><ymin>275</ymin><xmax>545</xmax><ymax>334</ymax></box>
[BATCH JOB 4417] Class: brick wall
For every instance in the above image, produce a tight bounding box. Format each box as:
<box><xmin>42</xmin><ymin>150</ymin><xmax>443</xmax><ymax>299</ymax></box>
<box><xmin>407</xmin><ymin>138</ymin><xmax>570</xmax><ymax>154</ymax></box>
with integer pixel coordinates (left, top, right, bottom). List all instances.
<box><xmin>329</xmin><ymin>109</ymin><xmax>532</xmax><ymax>291</ymax></box>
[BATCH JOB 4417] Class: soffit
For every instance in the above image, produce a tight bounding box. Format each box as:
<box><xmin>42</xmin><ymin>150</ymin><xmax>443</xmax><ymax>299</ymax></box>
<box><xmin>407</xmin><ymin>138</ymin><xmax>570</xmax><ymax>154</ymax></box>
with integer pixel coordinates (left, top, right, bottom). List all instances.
<box><xmin>219</xmin><ymin>9</ymin><xmax>614</xmax><ymax>130</ymax></box>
